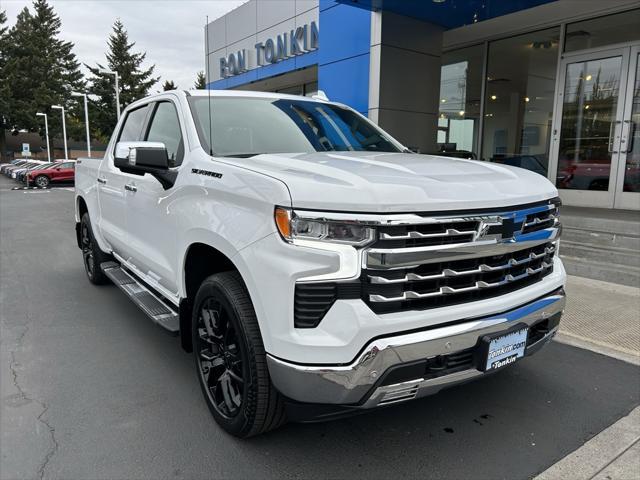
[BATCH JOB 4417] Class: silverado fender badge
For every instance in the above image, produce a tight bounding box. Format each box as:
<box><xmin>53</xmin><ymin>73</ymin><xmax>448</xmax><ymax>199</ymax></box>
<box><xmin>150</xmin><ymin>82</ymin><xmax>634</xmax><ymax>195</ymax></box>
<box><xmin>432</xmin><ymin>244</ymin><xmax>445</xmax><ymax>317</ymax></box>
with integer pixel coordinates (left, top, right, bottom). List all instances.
<box><xmin>192</xmin><ymin>168</ymin><xmax>223</xmax><ymax>179</ymax></box>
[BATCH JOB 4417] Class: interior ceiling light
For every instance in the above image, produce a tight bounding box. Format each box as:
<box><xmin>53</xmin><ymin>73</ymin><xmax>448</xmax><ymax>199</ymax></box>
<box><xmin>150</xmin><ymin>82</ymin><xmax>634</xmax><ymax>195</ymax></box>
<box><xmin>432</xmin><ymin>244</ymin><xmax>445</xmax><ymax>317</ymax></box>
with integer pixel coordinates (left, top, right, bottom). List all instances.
<box><xmin>432</xmin><ymin>0</ymin><xmax>446</xmax><ymax>3</ymax></box>
<box><xmin>491</xmin><ymin>95</ymin><xmax>498</xmax><ymax>100</ymax></box>
<box><xmin>458</xmin><ymin>110</ymin><xmax>465</xmax><ymax>116</ymax></box>
<box><xmin>525</xmin><ymin>97</ymin><xmax>530</xmax><ymax>102</ymax></box>
<box><xmin>586</xmin><ymin>74</ymin><xmax>593</xmax><ymax>81</ymax></box>
<box><xmin>441</xmin><ymin>99</ymin><xmax>447</xmax><ymax>103</ymax></box>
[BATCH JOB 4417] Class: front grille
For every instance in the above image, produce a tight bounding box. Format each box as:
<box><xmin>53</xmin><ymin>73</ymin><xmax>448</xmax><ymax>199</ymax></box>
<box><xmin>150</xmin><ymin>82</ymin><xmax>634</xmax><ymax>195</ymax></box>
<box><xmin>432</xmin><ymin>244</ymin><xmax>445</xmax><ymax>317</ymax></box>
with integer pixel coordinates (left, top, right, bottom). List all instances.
<box><xmin>293</xmin><ymin>199</ymin><xmax>561</xmax><ymax>327</ymax></box>
<box><xmin>365</xmin><ymin>242</ymin><xmax>555</xmax><ymax>314</ymax></box>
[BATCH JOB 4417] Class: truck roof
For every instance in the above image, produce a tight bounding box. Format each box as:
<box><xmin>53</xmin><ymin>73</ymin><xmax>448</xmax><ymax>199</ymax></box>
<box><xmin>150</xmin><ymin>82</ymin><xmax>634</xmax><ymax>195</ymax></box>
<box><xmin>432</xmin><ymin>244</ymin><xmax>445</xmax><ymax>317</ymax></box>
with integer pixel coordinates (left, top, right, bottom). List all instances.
<box><xmin>135</xmin><ymin>89</ymin><xmax>331</xmax><ymax>105</ymax></box>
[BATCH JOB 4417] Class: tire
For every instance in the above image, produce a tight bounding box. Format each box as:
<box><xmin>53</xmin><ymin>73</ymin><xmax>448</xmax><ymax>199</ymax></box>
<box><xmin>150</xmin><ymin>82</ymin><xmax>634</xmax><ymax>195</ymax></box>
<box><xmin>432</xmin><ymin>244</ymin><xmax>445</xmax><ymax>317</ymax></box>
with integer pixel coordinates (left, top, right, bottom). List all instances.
<box><xmin>192</xmin><ymin>271</ymin><xmax>286</xmax><ymax>437</ymax></box>
<box><xmin>80</xmin><ymin>213</ymin><xmax>111</xmax><ymax>285</ymax></box>
<box><xmin>34</xmin><ymin>175</ymin><xmax>50</xmax><ymax>188</ymax></box>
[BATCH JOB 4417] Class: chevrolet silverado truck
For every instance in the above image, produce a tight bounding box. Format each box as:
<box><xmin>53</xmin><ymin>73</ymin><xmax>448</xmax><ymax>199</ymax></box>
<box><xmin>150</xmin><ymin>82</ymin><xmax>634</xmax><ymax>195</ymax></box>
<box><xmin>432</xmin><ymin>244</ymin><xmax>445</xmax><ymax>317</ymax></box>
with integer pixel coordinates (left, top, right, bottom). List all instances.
<box><xmin>75</xmin><ymin>90</ymin><xmax>565</xmax><ymax>437</ymax></box>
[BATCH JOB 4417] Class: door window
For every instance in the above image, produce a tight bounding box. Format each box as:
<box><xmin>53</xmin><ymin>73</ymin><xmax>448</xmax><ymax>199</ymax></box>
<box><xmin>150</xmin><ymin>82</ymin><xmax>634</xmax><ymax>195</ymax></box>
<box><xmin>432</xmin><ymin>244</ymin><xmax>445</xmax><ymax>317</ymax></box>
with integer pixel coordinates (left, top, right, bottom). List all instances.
<box><xmin>146</xmin><ymin>102</ymin><xmax>184</xmax><ymax>167</ymax></box>
<box><xmin>118</xmin><ymin>105</ymin><xmax>150</xmax><ymax>142</ymax></box>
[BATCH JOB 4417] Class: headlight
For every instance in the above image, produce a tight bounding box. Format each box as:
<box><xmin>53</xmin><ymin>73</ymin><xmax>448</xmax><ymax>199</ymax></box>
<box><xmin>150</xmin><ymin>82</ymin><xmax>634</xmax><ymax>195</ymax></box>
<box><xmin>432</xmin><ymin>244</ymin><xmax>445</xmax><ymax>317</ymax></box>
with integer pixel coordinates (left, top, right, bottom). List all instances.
<box><xmin>274</xmin><ymin>207</ymin><xmax>374</xmax><ymax>246</ymax></box>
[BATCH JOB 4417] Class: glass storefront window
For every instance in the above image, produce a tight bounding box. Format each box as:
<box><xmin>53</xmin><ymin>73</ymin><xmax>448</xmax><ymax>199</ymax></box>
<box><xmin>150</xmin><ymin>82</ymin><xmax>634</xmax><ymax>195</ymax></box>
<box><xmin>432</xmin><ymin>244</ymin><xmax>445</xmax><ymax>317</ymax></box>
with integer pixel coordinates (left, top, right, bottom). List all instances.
<box><xmin>481</xmin><ymin>27</ymin><xmax>560</xmax><ymax>176</ymax></box>
<box><xmin>565</xmin><ymin>9</ymin><xmax>640</xmax><ymax>53</ymax></box>
<box><xmin>438</xmin><ymin>45</ymin><xmax>484</xmax><ymax>158</ymax></box>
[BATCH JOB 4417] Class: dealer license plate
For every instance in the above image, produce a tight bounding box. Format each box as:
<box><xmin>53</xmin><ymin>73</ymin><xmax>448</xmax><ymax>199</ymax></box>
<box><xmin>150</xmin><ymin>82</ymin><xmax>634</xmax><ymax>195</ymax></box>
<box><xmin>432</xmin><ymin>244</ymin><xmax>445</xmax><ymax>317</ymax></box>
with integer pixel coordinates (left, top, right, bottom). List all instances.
<box><xmin>482</xmin><ymin>327</ymin><xmax>529</xmax><ymax>371</ymax></box>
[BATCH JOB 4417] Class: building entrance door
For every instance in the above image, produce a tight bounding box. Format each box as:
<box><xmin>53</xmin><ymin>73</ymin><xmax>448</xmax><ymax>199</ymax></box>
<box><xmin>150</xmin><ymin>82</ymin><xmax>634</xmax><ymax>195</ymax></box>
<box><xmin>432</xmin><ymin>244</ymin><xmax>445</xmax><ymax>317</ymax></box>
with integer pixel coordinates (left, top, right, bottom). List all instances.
<box><xmin>551</xmin><ymin>45</ymin><xmax>640</xmax><ymax>210</ymax></box>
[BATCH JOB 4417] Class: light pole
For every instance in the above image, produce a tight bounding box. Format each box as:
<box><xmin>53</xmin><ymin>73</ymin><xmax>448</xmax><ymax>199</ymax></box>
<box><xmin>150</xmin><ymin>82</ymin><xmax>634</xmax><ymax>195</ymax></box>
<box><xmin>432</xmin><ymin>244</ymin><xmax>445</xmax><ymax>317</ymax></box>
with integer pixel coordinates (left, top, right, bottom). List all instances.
<box><xmin>99</xmin><ymin>69</ymin><xmax>121</xmax><ymax>120</ymax></box>
<box><xmin>51</xmin><ymin>105</ymin><xmax>68</xmax><ymax>160</ymax></box>
<box><xmin>71</xmin><ymin>92</ymin><xmax>91</xmax><ymax>157</ymax></box>
<box><xmin>35</xmin><ymin>112</ymin><xmax>51</xmax><ymax>162</ymax></box>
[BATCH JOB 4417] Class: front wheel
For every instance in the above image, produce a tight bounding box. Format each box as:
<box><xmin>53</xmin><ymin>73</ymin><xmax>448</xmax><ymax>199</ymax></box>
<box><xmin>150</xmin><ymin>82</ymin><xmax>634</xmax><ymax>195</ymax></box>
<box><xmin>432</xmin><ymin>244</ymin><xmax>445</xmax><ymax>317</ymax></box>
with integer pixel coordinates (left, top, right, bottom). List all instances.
<box><xmin>192</xmin><ymin>271</ymin><xmax>286</xmax><ymax>437</ymax></box>
<box><xmin>34</xmin><ymin>175</ymin><xmax>50</xmax><ymax>188</ymax></box>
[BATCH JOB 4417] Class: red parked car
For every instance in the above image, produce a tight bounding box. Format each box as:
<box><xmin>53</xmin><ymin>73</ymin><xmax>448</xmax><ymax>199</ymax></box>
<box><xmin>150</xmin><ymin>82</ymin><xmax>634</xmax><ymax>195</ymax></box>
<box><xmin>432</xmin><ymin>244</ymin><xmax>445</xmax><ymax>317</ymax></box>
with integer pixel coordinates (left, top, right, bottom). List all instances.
<box><xmin>26</xmin><ymin>160</ymin><xmax>76</xmax><ymax>188</ymax></box>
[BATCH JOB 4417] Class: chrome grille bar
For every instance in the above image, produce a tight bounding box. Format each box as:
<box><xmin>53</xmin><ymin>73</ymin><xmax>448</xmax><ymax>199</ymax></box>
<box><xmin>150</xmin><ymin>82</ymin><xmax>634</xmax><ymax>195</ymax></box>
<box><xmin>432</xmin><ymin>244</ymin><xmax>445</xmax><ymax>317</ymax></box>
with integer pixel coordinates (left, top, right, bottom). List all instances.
<box><xmin>523</xmin><ymin>214</ymin><xmax>558</xmax><ymax>229</ymax></box>
<box><xmin>368</xmin><ymin>261</ymin><xmax>553</xmax><ymax>303</ymax></box>
<box><xmin>379</xmin><ymin>228</ymin><xmax>478</xmax><ymax>241</ymax></box>
<box><xmin>368</xmin><ymin>245</ymin><xmax>555</xmax><ymax>284</ymax></box>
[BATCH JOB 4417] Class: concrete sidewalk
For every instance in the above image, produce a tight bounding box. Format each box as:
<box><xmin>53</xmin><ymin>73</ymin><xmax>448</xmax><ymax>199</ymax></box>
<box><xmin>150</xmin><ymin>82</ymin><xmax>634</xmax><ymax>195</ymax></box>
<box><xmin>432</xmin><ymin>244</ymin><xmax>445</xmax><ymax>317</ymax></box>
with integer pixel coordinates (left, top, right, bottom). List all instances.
<box><xmin>537</xmin><ymin>275</ymin><xmax>640</xmax><ymax>480</ymax></box>
<box><xmin>557</xmin><ymin>275</ymin><xmax>640</xmax><ymax>365</ymax></box>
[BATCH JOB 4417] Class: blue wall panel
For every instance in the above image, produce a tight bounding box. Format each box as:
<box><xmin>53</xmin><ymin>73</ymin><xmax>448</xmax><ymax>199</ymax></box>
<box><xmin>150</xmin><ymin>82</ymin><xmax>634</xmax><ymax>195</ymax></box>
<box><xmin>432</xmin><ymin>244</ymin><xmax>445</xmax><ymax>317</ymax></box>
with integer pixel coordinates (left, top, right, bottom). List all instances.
<box><xmin>319</xmin><ymin>55</ymin><xmax>370</xmax><ymax>114</ymax></box>
<box><xmin>318</xmin><ymin>2</ymin><xmax>371</xmax><ymax>113</ymax></box>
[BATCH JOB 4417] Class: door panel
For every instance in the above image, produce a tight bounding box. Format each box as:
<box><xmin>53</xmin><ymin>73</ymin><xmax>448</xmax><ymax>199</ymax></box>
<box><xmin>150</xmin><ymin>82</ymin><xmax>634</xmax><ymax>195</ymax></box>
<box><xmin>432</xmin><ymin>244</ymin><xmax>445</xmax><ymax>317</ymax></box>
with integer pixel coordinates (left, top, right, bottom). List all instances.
<box><xmin>552</xmin><ymin>45</ymin><xmax>640</xmax><ymax>210</ymax></box>
<box><xmin>125</xmin><ymin>100</ymin><xmax>185</xmax><ymax>294</ymax></box>
<box><xmin>97</xmin><ymin>154</ymin><xmax>129</xmax><ymax>255</ymax></box>
<box><xmin>555</xmin><ymin>54</ymin><xmax>625</xmax><ymax>203</ymax></box>
<box><xmin>97</xmin><ymin>104</ymin><xmax>152</xmax><ymax>256</ymax></box>
<box><xmin>614</xmin><ymin>47</ymin><xmax>640</xmax><ymax>209</ymax></box>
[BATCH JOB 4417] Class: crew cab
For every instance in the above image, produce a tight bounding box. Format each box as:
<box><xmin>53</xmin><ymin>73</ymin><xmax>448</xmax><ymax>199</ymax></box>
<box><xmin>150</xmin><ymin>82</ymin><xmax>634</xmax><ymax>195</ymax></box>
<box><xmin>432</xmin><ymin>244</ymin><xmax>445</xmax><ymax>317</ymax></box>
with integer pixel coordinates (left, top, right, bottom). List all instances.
<box><xmin>75</xmin><ymin>90</ymin><xmax>565</xmax><ymax>437</ymax></box>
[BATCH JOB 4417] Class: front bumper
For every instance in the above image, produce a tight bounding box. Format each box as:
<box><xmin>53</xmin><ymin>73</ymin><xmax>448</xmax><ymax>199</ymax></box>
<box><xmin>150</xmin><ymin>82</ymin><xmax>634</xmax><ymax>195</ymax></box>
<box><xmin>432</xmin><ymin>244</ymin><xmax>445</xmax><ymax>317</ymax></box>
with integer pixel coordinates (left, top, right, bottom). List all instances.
<box><xmin>267</xmin><ymin>288</ymin><xmax>565</xmax><ymax>407</ymax></box>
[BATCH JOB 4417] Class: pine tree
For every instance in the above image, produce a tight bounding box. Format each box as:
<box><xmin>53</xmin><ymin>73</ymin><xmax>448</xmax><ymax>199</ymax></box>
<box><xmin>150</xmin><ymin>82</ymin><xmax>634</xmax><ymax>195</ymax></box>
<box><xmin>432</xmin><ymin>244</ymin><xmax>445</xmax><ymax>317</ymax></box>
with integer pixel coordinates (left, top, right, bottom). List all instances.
<box><xmin>3</xmin><ymin>1</ymin><xmax>84</xmax><ymax>157</ymax></box>
<box><xmin>86</xmin><ymin>19</ymin><xmax>158</xmax><ymax>139</ymax></box>
<box><xmin>194</xmin><ymin>71</ymin><xmax>206</xmax><ymax>90</ymax></box>
<box><xmin>0</xmin><ymin>10</ymin><xmax>9</xmax><ymax>160</ymax></box>
<box><xmin>162</xmin><ymin>79</ymin><xmax>177</xmax><ymax>91</ymax></box>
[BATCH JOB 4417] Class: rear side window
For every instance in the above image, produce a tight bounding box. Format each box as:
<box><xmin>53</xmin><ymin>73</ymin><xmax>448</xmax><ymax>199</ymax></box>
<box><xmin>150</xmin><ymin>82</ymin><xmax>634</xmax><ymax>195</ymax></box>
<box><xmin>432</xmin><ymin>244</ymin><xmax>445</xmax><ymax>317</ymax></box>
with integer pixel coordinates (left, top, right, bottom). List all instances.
<box><xmin>146</xmin><ymin>102</ymin><xmax>184</xmax><ymax>167</ymax></box>
<box><xmin>118</xmin><ymin>105</ymin><xmax>149</xmax><ymax>142</ymax></box>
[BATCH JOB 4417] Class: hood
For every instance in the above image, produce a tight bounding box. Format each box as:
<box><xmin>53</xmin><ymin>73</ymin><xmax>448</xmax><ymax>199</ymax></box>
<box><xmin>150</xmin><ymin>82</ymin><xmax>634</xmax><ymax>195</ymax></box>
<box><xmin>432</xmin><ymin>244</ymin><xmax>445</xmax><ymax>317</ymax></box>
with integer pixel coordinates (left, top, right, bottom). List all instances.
<box><xmin>220</xmin><ymin>151</ymin><xmax>558</xmax><ymax>213</ymax></box>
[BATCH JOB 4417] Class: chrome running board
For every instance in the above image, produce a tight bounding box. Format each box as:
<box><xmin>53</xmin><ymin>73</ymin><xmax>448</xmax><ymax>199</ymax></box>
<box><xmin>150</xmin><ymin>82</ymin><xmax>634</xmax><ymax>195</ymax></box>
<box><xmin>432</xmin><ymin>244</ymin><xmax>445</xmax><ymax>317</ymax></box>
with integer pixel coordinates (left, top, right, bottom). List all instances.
<box><xmin>101</xmin><ymin>261</ymin><xmax>179</xmax><ymax>335</ymax></box>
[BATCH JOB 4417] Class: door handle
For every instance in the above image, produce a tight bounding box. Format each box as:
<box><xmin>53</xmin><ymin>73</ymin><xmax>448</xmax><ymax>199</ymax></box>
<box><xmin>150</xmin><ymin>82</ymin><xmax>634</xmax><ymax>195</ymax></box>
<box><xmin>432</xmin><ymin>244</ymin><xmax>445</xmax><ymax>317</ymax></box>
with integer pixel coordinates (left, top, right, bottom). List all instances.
<box><xmin>608</xmin><ymin>120</ymin><xmax>621</xmax><ymax>154</ymax></box>
<box><xmin>624</xmin><ymin>120</ymin><xmax>636</xmax><ymax>153</ymax></box>
<box><xmin>124</xmin><ymin>184</ymin><xmax>137</xmax><ymax>192</ymax></box>
<box><xmin>97</xmin><ymin>178</ymin><xmax>107</xmax><ymax>184</ymax></box>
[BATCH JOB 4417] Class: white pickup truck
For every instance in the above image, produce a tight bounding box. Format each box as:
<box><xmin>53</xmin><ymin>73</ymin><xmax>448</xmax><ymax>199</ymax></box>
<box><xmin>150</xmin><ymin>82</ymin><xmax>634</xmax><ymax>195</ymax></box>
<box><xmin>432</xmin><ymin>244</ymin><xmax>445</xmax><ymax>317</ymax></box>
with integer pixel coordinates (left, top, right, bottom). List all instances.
<box><xmin>75</xmin><ymin>90</ymin><xmax>566</xmax><ymax>437</ymax></box>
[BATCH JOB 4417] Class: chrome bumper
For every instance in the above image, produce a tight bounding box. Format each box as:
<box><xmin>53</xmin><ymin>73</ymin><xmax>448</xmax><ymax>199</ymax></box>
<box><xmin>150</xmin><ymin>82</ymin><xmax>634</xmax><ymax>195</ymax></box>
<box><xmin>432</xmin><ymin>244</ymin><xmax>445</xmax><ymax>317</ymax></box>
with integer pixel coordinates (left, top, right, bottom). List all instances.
<box><xmin>267</xmin><ymin>290</ymin><xmax>565</xmax><ymax>406</ymax></box>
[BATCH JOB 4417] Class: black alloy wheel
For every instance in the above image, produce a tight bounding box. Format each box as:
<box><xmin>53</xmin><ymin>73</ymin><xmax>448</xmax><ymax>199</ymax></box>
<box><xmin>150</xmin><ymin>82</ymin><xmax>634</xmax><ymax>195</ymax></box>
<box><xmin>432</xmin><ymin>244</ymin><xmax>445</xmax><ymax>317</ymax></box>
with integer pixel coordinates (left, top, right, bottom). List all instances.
<box><xmin>191</xmin><ymin>272</ymin><xmax>286</xmax><ymax>437</ymax></box>
<box><xmin>195</xmin><ymin>297</ymin><xmax>246</xmax><ymax>418</ymax></box>
<box><xmin>80</xmin><ymin>213</ymin><xmax>110</xmax><ymax>285</ymax></box>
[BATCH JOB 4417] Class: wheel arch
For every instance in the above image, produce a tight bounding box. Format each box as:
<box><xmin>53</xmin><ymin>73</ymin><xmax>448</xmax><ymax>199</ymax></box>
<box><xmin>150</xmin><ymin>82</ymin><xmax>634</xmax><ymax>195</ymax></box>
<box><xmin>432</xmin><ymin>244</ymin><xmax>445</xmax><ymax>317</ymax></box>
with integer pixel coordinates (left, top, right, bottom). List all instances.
<box><xmin>75</xmin><ymin>196</ymin><xmax>89</xmax><ymax>249</ymax></box>
<box><xmin>180</xmin><ymin>242</ymin><xmax>253</xmax><ymax>352</ymax></box>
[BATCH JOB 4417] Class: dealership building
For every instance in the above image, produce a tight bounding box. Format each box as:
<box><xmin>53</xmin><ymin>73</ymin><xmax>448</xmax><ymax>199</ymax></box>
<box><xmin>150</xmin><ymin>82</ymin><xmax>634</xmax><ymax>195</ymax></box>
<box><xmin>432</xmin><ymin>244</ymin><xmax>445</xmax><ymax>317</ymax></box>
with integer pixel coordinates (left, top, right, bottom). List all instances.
<box><xmin>205</xmin><ymin>0</ymin><xmax>640</xmax><ymax>212</ymax></box>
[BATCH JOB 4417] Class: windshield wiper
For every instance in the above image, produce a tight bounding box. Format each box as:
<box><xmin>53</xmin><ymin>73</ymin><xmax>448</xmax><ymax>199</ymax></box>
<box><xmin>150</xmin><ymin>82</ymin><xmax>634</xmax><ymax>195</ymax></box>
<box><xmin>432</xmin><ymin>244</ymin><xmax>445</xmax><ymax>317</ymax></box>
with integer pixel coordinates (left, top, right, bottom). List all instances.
<box><xmin>220</xmin><ymin>153</ymin><xmax>265</xmax><ymax>158</ymax></box>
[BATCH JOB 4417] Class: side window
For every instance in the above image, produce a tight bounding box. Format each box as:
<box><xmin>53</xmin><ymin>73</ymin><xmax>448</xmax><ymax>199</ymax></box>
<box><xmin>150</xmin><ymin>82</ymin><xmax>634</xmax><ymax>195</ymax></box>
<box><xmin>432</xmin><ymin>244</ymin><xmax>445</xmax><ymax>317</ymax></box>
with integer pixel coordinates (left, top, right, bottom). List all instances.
<box><xmin>118</xmin><ymin>105</ymin><xmax>149</xmax><ymax>142</ymax></box>
<box><xmin>145</xmin><ymin>102</ymin><xmax>184</xmax><ymax>167</ymax></box>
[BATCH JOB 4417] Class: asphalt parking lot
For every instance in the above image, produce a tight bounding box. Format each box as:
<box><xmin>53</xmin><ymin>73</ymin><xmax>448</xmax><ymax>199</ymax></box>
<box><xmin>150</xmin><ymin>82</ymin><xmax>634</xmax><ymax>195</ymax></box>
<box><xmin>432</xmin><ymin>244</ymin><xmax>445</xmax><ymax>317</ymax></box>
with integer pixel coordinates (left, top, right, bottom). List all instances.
<box><xmin>1</xmin><ymin>175</ymin><xmax>639</xmax><ymax>480</ymax></box>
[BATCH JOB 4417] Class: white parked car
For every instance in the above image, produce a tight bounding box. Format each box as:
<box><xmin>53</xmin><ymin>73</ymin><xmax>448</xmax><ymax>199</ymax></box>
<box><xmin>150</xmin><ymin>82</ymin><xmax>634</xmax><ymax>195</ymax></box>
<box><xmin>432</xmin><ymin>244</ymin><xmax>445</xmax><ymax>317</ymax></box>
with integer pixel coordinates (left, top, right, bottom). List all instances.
<box><xmin>75</xmin><ymin>90</ymin><xmax>565</xmax><ymax>437</ymax></box>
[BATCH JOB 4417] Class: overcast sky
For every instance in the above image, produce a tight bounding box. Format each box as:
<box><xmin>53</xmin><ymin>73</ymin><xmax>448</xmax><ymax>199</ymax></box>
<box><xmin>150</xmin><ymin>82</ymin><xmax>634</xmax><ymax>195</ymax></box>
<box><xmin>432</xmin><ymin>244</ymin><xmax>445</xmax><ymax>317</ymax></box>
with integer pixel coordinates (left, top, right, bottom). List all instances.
<box><xmin>1</xmin><ymin>0</ymin><xmax>246</xmax><ymax>89</ymax></box>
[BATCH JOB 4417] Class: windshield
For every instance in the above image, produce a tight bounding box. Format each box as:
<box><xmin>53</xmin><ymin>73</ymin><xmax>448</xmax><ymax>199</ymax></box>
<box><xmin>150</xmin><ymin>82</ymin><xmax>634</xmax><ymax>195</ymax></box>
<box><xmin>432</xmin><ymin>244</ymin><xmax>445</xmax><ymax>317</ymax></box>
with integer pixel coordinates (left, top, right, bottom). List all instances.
<box><xmin>188</xmin><ymin>96</ymin><xmax>402</xmax><ymax>157</ymax></box>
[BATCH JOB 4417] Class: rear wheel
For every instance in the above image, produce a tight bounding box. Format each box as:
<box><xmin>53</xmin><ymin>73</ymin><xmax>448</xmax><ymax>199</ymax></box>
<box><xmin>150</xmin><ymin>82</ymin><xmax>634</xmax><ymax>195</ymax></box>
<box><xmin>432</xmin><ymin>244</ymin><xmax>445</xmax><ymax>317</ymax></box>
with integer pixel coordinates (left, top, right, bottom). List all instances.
<box><xmin>80</xmin><ymin>213</ymin><xmax>110</xmax><ymax>285</ymax></box>
<box><xmin>192</xmin><ymin>271</ymin><xmax>286</xmax><ymax>437</ymax></box>
<box><xmin>34</xmin><ymin>175</ymin><xmax>50</xmax><ymax>188</ymax></box>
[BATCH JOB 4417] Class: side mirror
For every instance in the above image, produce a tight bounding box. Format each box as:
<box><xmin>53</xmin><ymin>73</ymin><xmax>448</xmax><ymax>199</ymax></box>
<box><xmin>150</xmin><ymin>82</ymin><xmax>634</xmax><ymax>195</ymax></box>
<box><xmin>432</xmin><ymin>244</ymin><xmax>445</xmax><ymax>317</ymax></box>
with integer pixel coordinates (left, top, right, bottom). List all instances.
<box><xmin>114</xmin><ymin>141</ymin><xmax>177</xmax><ymax>190</ymax></box>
